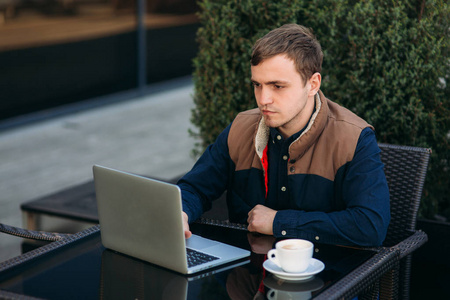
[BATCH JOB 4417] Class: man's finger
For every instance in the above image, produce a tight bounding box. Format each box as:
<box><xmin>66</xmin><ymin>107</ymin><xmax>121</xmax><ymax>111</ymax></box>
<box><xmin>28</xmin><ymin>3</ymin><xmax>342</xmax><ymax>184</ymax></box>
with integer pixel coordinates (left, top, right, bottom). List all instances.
<box><xmin>182</xmin><ymin>212</ymin><xmax>192</xmax><ymax>239</ymax></box>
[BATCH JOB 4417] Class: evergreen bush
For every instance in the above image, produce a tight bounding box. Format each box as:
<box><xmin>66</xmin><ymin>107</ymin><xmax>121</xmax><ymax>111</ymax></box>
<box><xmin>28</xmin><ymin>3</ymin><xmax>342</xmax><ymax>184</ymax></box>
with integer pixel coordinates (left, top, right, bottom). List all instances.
<box><xmin>191</xmin><ymin>0</ymin><xmax>449</xmax><ymax>220</ymax></box>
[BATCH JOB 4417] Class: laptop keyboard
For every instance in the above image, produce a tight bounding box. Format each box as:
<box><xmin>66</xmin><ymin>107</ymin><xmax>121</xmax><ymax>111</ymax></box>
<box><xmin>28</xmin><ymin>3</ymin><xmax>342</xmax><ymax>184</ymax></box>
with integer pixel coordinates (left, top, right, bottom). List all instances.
<box><xmin>186</xmin><ymin>248</ymin><xmax>220</xmax><ymax>268</ymax></box>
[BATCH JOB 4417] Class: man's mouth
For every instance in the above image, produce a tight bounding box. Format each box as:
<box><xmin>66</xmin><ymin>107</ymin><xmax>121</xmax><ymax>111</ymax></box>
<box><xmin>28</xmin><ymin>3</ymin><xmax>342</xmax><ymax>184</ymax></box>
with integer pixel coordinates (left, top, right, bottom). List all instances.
<box><xmin>262</xmin><ymin>109</ymin><xmax>276</xmax><ymax>115</ymax></box>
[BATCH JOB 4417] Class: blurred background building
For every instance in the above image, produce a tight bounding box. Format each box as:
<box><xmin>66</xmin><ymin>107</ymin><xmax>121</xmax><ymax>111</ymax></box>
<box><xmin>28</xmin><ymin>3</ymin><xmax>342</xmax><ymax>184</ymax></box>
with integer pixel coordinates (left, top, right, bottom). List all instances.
<box><xmin>0</xmin><ymin>0</ymin><xmax>200</xmax><ymax>262</ymax></box>
<box><xmin>0</xmin><ymin>0</ymin><xmax>199</xmax><ymax>125</ymax></box>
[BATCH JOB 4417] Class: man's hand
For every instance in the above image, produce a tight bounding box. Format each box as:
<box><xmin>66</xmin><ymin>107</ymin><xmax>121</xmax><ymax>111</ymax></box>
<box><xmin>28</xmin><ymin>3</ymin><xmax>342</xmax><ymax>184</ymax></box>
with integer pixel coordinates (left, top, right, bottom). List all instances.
<box><xmin>182</xmin><ymin>212</ymin><xmax>192</xmax><ymax>239</ymax></box>
<box><xmin>247</xmin><ymin>204</ymin><xmax>276</xmax><ymax>235</ymax></box>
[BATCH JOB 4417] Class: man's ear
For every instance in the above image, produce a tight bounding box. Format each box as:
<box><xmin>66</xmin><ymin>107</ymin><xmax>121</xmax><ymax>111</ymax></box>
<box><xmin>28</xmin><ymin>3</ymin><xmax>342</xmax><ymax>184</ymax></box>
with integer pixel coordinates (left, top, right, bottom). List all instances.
<box><xmin>308</xmin><ymin>73</ymin><xmax>321</xmax><ymax>96</ymax></box>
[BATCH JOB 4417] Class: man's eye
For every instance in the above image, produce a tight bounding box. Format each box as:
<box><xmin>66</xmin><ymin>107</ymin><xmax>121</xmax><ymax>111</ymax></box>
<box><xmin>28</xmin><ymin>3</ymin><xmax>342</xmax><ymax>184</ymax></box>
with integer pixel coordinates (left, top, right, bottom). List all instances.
<box><xmin>275</xmin><ymin>85</ymin><xmax>284</xmax><ymax>89</ymax></box>
<box><xmin>252</xmin><ymin>82</ymin><xmax>260</xmax><ymax>87</ymax></box>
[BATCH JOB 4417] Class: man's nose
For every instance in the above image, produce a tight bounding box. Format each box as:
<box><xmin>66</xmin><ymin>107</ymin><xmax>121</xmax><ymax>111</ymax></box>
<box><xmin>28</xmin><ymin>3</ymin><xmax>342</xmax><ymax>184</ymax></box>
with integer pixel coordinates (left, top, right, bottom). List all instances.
<box><xmin>258</xmin><ymin>87</ymin><xmax>273</xmax><ymax>105</ymax></box>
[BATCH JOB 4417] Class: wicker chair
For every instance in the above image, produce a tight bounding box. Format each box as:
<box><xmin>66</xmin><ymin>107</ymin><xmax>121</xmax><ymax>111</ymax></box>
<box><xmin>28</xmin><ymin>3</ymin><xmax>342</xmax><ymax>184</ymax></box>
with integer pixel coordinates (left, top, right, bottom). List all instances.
<box><xmin>377</xmin><ymin>143</ymin><xmax>431</xmax><ymax>299</ymax></box>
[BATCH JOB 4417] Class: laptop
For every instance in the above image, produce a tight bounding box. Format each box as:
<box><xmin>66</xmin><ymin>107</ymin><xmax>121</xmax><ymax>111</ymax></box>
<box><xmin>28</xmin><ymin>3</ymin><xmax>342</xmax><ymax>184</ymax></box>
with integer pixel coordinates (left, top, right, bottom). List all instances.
<box><xmin>93</xmin><ymin>165</ymin><xmax>250</xmax><ymax>275</ymax></box>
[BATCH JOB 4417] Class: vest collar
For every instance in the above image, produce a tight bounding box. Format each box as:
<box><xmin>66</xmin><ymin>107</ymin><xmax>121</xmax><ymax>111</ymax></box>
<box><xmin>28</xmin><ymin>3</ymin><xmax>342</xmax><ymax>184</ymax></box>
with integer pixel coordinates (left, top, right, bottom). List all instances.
<box><xmin>254</xmin><ymin>91</ymin><xmax>329</xmax><ymax>160</ymax></box>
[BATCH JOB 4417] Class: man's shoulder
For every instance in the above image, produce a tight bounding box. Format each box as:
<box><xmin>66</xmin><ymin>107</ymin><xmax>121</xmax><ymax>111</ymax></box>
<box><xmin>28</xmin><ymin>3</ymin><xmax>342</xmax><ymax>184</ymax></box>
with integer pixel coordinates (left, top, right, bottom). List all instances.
<box><xmin>228</xmin><ymin>108</ymin><xmax>262</xmax><ymax>169</ymax></box>
<box><xmin>326</xmin><ymin>98</ymin><xmax>372</xmax><ymax>130</ymax></box>
<box><xmin>232</xmin><ymin>108</ymin><xmax>262</xmax><ymax>128</ymax></box>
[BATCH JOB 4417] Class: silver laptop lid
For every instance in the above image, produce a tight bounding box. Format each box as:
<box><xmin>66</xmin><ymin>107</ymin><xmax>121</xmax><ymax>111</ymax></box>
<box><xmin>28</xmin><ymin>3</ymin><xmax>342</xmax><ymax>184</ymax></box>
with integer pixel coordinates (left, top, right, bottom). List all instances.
<box><xmin>93</xmin><ymin>165</ymin><xmax>189</xmax><ymax>274</ymax></box>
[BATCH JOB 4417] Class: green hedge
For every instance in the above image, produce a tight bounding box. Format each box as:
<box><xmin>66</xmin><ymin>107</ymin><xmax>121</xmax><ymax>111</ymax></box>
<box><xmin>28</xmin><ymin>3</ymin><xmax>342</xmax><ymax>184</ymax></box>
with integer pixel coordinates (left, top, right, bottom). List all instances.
<box><xmin>190</xmin><ymin>0</ymin><xmax>449</xmax><ymax>220</ymax></box>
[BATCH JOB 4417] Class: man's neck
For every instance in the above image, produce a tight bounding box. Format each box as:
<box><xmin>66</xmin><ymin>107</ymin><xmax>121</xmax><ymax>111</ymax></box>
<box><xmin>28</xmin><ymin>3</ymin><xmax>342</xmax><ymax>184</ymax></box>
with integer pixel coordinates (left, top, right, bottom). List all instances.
<box><xmin>278</xmin><ymin>95</ymin><xmax>316</xmax><ymax>139</ymax></box>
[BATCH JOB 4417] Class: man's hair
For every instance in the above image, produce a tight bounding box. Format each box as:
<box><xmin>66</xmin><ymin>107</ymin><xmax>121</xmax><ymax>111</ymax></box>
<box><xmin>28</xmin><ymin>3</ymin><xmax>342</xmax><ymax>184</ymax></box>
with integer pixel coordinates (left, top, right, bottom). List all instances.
<box><xmin>251</xmin><ymin>24</ymin><xmax>323</xmax><ymax>85</ymax></box>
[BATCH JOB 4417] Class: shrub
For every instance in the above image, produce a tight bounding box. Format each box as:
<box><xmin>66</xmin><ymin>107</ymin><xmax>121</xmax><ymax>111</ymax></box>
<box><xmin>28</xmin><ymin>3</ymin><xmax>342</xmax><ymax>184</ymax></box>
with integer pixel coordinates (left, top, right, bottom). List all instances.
<box><xmin>191</xmin><ymin>0</ymin><xmax>449</xmax><ymax>220</ymax></box>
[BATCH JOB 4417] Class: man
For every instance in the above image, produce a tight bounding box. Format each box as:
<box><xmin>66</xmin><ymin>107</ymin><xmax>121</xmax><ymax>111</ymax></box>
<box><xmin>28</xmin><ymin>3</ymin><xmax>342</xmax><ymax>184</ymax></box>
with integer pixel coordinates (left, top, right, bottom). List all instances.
<box><xmin>179</xmin><ymin>24</ymin><xmax>390</xmax><ymax>247</ymax></box>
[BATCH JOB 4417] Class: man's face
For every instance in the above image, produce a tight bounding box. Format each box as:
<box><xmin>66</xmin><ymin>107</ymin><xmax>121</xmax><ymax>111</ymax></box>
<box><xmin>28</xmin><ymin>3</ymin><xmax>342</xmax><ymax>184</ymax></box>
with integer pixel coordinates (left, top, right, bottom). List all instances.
<box><xmin>251</xmin><ymin>54</ymin><xmax>317</xmax><ymax>138</ymax></box>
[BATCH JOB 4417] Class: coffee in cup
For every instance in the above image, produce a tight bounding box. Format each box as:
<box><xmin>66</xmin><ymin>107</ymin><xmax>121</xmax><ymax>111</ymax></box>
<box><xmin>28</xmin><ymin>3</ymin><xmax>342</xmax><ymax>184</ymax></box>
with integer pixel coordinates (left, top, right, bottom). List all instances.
<box><xmin>267</xmin><ymin>239</ymin><xmax>313</xmax><ymax>273</ymax></box>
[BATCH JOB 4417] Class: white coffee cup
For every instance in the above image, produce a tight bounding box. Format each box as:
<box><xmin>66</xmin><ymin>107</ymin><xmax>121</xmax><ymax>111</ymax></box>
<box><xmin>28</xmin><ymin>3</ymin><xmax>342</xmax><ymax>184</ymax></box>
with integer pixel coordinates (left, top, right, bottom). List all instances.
<box><xmin>267</xmin><ymin>239</ymin><xmax>313</xmax><ymax>273</ymax></box>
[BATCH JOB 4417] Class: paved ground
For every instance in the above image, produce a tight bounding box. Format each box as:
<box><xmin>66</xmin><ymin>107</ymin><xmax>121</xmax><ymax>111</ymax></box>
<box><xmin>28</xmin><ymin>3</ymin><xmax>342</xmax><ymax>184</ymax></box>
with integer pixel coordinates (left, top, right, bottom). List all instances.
<box><xmin>0</xmin><ymin>80</ymin><xmax>197</xmax><ymax>262</ymax></box>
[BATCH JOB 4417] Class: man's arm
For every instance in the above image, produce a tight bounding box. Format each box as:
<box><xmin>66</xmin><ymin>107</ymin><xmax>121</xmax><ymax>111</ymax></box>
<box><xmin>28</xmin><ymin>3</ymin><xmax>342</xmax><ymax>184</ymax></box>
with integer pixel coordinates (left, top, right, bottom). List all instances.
<box><xmin>273</xmin><ymin>128</ymin><xmax>390</xmax><ymax>246</ymax></box>
<box><xmin>177</xmin><ymin>124</ymin><xmax>233</xmax><ymax>232</ymax></box>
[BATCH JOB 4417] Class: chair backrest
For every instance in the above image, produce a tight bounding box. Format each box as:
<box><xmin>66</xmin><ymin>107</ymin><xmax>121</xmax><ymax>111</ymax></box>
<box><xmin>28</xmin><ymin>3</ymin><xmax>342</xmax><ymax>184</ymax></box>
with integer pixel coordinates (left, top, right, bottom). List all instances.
<box><xmin>378</xmin><ymin>143</ymin><xmax>431</xmax><ymax>246</ymax></box>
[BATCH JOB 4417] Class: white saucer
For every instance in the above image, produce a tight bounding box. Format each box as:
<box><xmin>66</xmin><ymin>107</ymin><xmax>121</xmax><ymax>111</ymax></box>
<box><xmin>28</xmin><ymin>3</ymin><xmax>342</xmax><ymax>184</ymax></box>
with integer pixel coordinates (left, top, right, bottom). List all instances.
<box><xmin>263</xmin><ymin>258</ymin><xmax>325</xmax><ymax>281</ymax></box>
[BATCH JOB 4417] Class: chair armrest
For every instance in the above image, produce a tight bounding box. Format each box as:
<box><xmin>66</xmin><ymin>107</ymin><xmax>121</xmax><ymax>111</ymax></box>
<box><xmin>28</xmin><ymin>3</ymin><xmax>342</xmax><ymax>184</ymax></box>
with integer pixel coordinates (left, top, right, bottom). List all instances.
<box><xmin>314</xmin><ymin>247</ymin><xmax>400</xmax><ymax>300</ymax></box>
<box><xmin>392</xmin><ymin>230</ymin><xmax>428</xmax><ymax>258</ymax></box>
<box><xmin>0</xmin><ymin>225</ymin><xmax>100</xmax><ymax>273</ymax></box>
